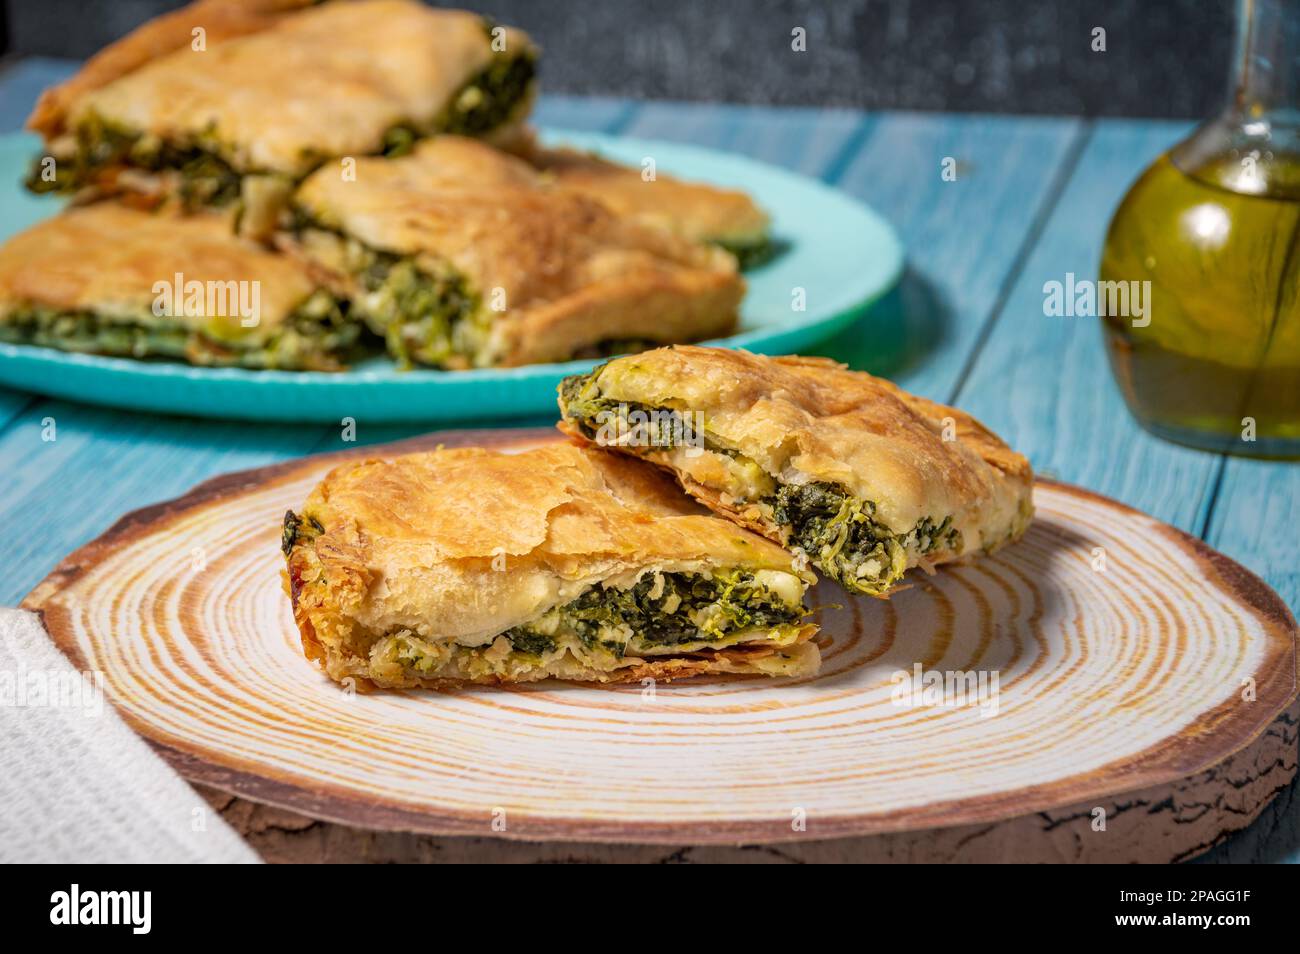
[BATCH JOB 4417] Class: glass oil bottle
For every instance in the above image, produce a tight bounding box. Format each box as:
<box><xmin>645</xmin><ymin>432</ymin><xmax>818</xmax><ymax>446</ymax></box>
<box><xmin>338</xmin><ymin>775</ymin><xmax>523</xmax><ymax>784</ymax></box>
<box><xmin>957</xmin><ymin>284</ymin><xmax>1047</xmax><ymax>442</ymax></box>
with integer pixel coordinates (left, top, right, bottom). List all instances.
<box><xmin>1101</xmin><ymin>0</ymin><xmax>1300</xmax><ymax>456</ymax></box>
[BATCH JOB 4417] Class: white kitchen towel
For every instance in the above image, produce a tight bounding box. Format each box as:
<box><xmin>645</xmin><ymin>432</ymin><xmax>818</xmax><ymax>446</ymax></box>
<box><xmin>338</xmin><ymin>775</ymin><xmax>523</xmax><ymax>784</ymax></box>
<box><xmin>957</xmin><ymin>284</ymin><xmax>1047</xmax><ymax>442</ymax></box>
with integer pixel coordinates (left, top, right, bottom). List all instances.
<box><xmin>0</xmin><ymin>608</ymin><xmax>259</xmax><ymax>863</ymax></box>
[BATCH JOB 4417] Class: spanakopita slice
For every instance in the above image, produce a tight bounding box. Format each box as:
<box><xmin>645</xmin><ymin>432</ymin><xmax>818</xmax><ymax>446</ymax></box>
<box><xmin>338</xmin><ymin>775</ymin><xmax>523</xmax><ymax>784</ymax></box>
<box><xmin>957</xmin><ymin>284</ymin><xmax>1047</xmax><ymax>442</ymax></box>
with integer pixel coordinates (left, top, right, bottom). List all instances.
<box><xmin>25</xmin><ymin>0</ymin><xmax>537</xmax><ymax>222</ymax></box>
<box><xmin>558</xmin><ymin>346</ymin><xmax>1035</xmax><ymax>596</ymax></box>
<box><xmin>281</xmin><ymin>443</ymin><xmax>819</xmax><ymax>688</ymax></box>
<box><xmin>286</xmin><ymin>136</ymin><xmax>744</xmax><ymax>368</ymax></box>
<box><xmin>0</xmin><ymin>203</ymin><xmax>355</xmax><ymax>370</ymax></box>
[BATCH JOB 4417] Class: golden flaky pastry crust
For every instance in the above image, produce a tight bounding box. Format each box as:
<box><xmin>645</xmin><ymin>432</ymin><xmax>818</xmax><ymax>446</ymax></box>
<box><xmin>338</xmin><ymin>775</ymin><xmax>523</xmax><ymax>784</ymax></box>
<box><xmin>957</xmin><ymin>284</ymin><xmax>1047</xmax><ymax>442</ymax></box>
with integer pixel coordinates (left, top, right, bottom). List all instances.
<box><xmin>507</xmin><ymin>129</ymin><xmax>770</xmax><ymax>247</ymax></box>
<box><xmin>27</xmin><ymin>0</ymin><xmax>314</xmax><ymax>138</ymax></box>
<box><xmin>283</xmin><ymin>443</ymin><xmax>818</xmax><ymax>688</ymax></box>
<box><xmin>291</xmin><ymin>137</ymin><xmax>744</xmax><ymax>367</ymax></box>
<box><xmin>559</xmin><ymin>346</ymin><xmax>1034</xmax><ymax>563</ymax></box>
<box><xmin>37</xmin><ymin>0</ymin><xmax>535</xmax><ymax>176</ymax></box>
<box><xmin>0</xmin><ymin>203</ymin><xmax>316</xmax><ymax>335</ymax></box>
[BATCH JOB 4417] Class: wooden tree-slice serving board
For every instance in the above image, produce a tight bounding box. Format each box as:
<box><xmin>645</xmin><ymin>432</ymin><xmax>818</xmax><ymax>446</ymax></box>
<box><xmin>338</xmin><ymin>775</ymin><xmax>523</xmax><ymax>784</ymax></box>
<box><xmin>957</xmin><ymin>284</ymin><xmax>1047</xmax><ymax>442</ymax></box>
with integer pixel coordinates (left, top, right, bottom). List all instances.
<box><xmin>23</xmin><ymin>428</ymin><xmax>1299</xmax><ymax>862</ymax></box>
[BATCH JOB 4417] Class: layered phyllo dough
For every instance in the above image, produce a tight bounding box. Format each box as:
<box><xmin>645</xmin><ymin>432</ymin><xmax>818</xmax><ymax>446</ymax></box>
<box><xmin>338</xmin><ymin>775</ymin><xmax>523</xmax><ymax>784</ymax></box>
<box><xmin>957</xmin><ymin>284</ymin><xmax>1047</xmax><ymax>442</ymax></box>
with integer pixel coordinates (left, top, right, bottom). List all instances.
<box><xmin>558</xmin><ymin>346</ymin><xmax>1035</xmax><ymax>596</ymax></box>
<box><xmin>509</xmin><ymin>131</ymin><xmax>775</xmax><ymax>268</ymax></box>
<box><xmin>0</xmin><ymin>203</ymin><xmax>355</xmax><ymax>370</ymax></box>
<box><xmin>25</xmin><ymin>0</ymin><xmax>537</xmax><ymax>223</ymax></box>
<box><xmin>281</xmin><ymin>443</ymin><xmax>820</xmax><ymax>688</ymax></box>
<box><xmin>285</xmin><ymin>137</ymin><xmax>744</xmax><ymax>368</ymax></box>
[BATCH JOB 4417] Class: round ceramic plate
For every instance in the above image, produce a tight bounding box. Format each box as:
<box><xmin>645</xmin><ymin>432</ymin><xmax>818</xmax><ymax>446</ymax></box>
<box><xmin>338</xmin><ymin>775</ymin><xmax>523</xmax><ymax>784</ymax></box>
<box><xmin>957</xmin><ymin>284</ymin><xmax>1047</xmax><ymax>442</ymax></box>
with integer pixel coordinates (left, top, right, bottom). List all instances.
<box><xmin>24</xmin><ymin>430</ymin><xmax>1298</xmax><ymax>847</ymax></box>
<box><xmin>0</xmin><ymin>131</ymin><xmax>903</xmax><ymax>423</ymax></box>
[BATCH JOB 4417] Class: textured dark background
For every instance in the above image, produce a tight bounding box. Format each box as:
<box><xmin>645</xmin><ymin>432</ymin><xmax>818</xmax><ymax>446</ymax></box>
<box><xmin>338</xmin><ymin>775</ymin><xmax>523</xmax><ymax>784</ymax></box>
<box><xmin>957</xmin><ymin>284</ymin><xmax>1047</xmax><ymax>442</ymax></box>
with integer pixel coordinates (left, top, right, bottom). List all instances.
<box><xmin>1</xmin><ymin>0</ymin><xmax>1235</xmax><ymax>118</ymax></box>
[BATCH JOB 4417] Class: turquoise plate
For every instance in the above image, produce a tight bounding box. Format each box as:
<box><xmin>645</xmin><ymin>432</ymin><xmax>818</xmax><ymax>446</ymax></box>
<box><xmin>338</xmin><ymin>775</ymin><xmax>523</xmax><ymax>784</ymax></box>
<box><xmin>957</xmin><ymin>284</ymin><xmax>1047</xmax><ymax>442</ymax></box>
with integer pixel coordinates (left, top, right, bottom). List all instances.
<box><xmin>0</xmin><ymin>129</ymin><xmax>902</xmax><ymax>423</ymax></box>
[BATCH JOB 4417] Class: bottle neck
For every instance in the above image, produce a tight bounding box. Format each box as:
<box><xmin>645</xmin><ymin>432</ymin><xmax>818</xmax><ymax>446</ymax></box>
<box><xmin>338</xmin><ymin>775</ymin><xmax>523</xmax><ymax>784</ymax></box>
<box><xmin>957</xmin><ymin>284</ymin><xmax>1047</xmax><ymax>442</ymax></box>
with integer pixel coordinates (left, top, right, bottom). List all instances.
<box><xmin>1173</xmin><ymin>0</ymin><xmax>1300</xmax><ymax>197</ymax></box>
<box><xmin>1230</xmin><ymin>0</ymin><xmax>1300</xmax><ymax>124</ymax></box>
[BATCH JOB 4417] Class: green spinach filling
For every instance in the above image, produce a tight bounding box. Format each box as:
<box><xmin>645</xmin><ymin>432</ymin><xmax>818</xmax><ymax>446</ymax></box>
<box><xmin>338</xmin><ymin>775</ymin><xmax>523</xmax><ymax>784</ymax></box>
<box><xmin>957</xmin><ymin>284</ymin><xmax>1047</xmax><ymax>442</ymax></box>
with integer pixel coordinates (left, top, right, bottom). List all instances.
<box><xmin>25</xmin><ymin>114</ymin><xmax>248</xmax><ymax>207</ymax></box>
<box><xmin>559</xmin><ymin>376</ymin><xmax>721</xmax><ymax>453</ymax></box>
<box><xmin>502</xmin><ymin>569</ymin><xmax>804</xmax><ymax>659</ymax></box>
<box><xmin>383</xmin><ymin>50</ymin><xmax>537</xmax><ymax>156</ymax></box>
<box><xmin>355</xmin><ymin>252</ymin><xmax>479</xmax><ymax>369</ymax></box>
<box><xmin>293</xmin><ymin>225</ymin><xmax>646</xmax><ymax>370</ymax></box>
<box><xmin>771</xmin><ymin>482</ymin><xmax>958</xmax><ymax>594</ymax></box>
<box><xmin>445</xmin><ymin>46</ymin><xmax>536</xmax><ymax>137</ymax></box>
<box><xmin>291</xmin><ymin>211</ymin><xmax>481</xmax><ymax>368</ymax></box>
<box><xmin>281</xmin><ymin>510</ymin><xmax>324</xmax><ymax>557</ymax></box>
<box><xmin>0</xmin><ymin>289</ymin><xmax>358</xmax><ymax>370</ymax></box>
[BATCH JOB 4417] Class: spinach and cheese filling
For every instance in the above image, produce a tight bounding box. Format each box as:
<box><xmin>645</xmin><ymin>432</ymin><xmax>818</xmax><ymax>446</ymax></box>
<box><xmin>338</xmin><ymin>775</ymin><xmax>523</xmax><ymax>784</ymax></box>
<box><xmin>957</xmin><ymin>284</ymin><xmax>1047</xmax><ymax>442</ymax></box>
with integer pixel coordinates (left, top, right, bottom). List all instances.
<box><xmin>290</xmin><ymin>217</ymin><xmax>694</xmax><ymax>370</ymax></box>
<box><xmin>369</xmin><ymin>568</ymin><xmax>809</xmax><ymax>681</ymax></box>
<box><xmin>283</xmin><ymin>508</ymin><xmax>809</xmax><ymax>681</ymax></box>
<box><xmin>25</xmin><ymin>113</ymin><xmax>248</xmax><ymax>207</ymax></box>
<box><xmin>381</xmin><ymin>50</ymin><xmax>537</xmax><ymax>155</ymax></box>
<box><xmin>505</xmin><ymin>569</ymin><xmax>807</xmax><ymax>656</ymax></box>
<box><xmin>289</xmin><ymin>211</ymin><xmax>485</xmax><ymax>368</ymax></box>
<box><xmin>770</xmin><ymin>482</ymin><xmax>959</xmax><ymax>594</ymax></box>
<box><xmin>0</xmin><ymin>289</ymin><xmax>359</xmax><ymax>371</ymax></box>
<box><xmin>558</xmin><ymin>372</ymin><xmax>964</xmax><ymax>596</ymax></box>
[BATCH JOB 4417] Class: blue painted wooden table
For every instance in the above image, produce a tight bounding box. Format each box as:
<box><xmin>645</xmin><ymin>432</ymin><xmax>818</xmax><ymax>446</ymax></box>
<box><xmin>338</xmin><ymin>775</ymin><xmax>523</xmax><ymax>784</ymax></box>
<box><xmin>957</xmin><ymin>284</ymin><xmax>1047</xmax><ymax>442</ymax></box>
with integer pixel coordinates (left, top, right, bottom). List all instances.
<box><xmin>1</xmin><ymin>58</ymin><xmax>1295</xmax><ymax>863</ymax></box>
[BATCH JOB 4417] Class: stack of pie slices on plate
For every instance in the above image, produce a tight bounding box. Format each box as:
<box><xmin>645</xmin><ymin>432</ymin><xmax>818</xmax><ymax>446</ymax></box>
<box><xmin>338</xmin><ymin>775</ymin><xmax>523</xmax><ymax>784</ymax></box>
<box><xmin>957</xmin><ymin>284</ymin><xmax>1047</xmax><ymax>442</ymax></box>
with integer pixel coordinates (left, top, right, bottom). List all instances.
<box><xmin>0</xmin><ymin>0</ymin><xmax>778</xmax><ymax>371</ymax></box>
<box><xmin>282</xmin><ymin>346</ymin><xmax>1035</xmax><ymax>688</ymax></box>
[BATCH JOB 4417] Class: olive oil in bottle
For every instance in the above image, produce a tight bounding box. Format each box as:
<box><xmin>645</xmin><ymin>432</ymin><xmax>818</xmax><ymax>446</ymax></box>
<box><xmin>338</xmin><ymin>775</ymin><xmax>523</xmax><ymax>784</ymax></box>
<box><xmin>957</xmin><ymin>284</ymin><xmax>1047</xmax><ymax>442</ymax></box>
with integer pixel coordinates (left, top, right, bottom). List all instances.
<box><xmin>1099</xmin><ymin>0</ymin><xmax>1300</xmax><ymax>457</ymax></box>
<box><xmin>1101</xmin><ymin>154</ymin><xmax>1300</xmax><ymax>455</ymax></box>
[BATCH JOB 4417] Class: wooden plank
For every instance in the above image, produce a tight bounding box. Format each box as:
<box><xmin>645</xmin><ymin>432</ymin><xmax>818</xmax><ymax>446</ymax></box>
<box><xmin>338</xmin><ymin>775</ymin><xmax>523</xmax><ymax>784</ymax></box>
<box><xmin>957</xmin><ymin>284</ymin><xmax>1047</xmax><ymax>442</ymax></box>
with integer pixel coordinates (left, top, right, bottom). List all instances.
<box><xmin>952</xmin><ymin>120</ymin><xmax>1222</xmax><ymax>534</ymax></box>
<box><xmin>622</xmin><ymin>100</ymin><xmax>872</xmax><ymax>179</ymax></box>
<box><xmin>820</xmin><ymin>112</ymin><xmax>1085</xmax><ymax>402</ymax></box>
<box><xmin>0</xmin><ymin>389</ymin><xmax>34</xmax><ymax>433</ymax></box>
<box><xmin>533</xmin><ymin>94</ymin><xmax>637</xmax><ymax>133</ymax></box>
<box><xmin>0</xmin><ymin>402</ymin><xmax>325</xmax><ymax>606</ymax></box>
<box><xmin>1205</xmin><ymin>464</ymin><xmax>1300</xmax><ymax>611</ymax></box>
